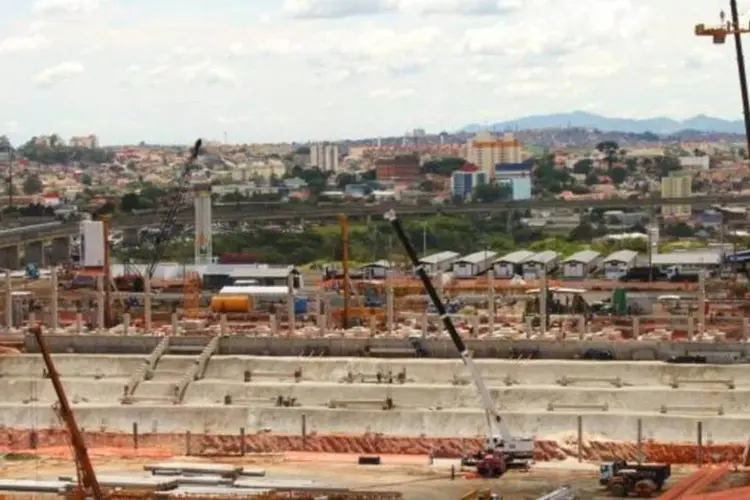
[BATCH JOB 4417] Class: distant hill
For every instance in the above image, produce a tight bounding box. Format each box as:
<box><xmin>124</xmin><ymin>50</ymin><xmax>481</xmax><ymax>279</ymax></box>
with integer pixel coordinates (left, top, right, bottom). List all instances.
<box><xmin>462</xmin><ymin>111</ymin><xmax>746</xmax><ymax>135</ymax></box>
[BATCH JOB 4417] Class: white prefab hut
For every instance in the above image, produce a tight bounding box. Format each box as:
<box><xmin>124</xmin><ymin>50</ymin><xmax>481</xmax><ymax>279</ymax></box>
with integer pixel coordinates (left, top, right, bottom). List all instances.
<box><xmin>522</xmin><ymin>251</ymin><xmax>559</xmax><ymax>279</ymax></box>
<box><xmin>493</xmin><ymin>250</ymin><xmax>534</xmax><ymax>278</ymax></box>
<box><xmin>562</xmin><ymin>250</ymin><xmax>601</xmax><ymax>279</ymax></box>
<box><xmin>603</xmin><ymin>250</ymin><xmax>639</xmax><ymax>279</ymax></box>
<box><xmin>359</xmin><ymin>260</ymin><xmax>394</xmax><ymax>279</ymax></box>
<box><xmin>418</xmin><ymin>251</ymin><xmax>460</xmax><ymax>274</ymax></box>
<box><xmin>452</xmin><ymin>250</ymin><xmax>498</xmax><ymax>278</ymax></box>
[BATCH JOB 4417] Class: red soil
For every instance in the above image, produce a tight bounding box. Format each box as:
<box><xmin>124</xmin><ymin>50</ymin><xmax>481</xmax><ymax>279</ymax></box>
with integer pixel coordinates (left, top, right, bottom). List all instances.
<box><xmin>0</xmin><ymin>428</ymin><xmax>743</xmax><ymax>465</ymax></box>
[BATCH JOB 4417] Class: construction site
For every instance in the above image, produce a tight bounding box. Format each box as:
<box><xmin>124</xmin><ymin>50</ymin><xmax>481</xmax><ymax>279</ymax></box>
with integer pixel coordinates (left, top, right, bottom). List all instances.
<box><xmin>7</xmin><ymin>144</ymin><xmax>750</xmax><ymax>498</ymax></box>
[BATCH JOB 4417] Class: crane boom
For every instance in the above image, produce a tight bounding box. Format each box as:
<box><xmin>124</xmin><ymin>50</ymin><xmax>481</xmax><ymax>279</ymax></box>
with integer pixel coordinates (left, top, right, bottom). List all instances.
<box><xmin>383</xmin><ymin>209</ymin><xmax>533</xmax><ymax>462</ymax></box>
<box><xmin>31</xmin><ymin>326</ymin><xmax>104</xmax><ymax>499</ymax></box>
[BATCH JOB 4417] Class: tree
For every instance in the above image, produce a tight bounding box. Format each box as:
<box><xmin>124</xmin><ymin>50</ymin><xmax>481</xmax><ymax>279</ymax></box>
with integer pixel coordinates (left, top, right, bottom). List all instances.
<box><xmin>120</xmin><ymin>193</ymin><xmax>142</xmax><ymax>212</ymax></box>
<box><xmin>22</xmin><ymin>175</ymin><xmax>43</xmax><ymax>195</ymax></box>
<box><xmin>422</xmin><ymin>157</ymin><xmax>466</xmax><ymax>177</ymax></box>
<box><xmin>595</xmin><ymin>141</ymin><xmax>619</xmax><ymax>169</ymax></box>
<box><xmin>572</xmin><ymin>159</ymin><xmax>594</xmax><ymax>175</ymax></box>
<box><xmin>654</xmin><ymin>156</ymin><xmax>682</xmax><ymax>178</ymax></box>
<box><xmin>82</xmin><ymin>173</ymin><xmax>92</xmax><ymax>186</ymax></box>
<box><xmin>609</xmin><ymin>167</ymin><xmax>628</xmax><ymax>185</ymax></box>
<box><xmin>336</xmin><ymin>172</ymin><xmax>356</xmax><ymax>188</ymax></box>
<box><xmin>473</xmin><ymin>183</ymin><xmax>512</xmax><ymax>203</ymax></box>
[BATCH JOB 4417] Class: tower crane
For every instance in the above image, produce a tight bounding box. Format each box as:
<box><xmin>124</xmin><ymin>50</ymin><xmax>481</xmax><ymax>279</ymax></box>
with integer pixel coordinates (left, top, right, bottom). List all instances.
<box><xmin>116</xmin><ymin>139</ymin><xmax>202</xmax><ymax>300</ymax></box>
<box><xmin>383</xmin><ymin>209</ymin><xmax>534</xmax><ymax>477</ymax></box>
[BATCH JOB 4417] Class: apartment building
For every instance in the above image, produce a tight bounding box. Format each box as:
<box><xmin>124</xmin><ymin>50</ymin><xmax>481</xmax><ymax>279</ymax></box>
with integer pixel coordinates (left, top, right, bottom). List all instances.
<box><xmin>661</xmin><ymin>172</ymin><xmax>692</xmax><ymax>217</ymax></box>
<box><xmin>466</xmin><ymin>131</ymin><xmax>522</xmax><ymax>179</ymax></box>
<box><xmin>310</xmin><ymin>143</ymin><xmax>340</xmax><ymax>172</ymax></box>
<box><xmin>375</xmin><ymin>153</ymin><xmax>421</xmax><ymax>182</ymax></box>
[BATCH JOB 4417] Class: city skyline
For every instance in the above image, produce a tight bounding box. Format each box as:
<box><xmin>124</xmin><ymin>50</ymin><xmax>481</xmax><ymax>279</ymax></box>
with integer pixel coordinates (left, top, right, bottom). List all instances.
<box><xmin>0</xmin><ymin>0</ymin><xmax>743</xmax><ymax>145</ymax></box>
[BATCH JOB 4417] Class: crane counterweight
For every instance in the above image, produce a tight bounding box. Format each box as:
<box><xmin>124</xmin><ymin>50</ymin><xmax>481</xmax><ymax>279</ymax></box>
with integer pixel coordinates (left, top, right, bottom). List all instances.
<box><xmin>383</xmin><ymin>209</ymin><xmax>534</xmax><ymax>475</ymax></box>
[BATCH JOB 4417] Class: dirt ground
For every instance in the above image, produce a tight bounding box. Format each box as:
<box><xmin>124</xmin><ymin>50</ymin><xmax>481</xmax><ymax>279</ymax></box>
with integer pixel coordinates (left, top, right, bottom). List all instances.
<box><xmin>0</xmin><ymin>451</ymin><xmax>693</xmax><ymax>500</ymax></box>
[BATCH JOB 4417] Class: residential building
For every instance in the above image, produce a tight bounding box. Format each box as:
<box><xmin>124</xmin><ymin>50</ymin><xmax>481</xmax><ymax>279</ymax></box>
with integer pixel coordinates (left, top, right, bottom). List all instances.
<box><xmin>652</xmin><ymin>251</ymin><xmax>722</xmax><ymax>275</ymax></box>
<box><xmin>310</xmin><ymin>143</ymin><xmax>340</xmax><ymax>172</ymax></box>
<box><xmin>375</xmin><ymin>154</ymin><xmax>421</xmax><ymax>182</ymax></box>
<box><xmin>452</xmin><ymin>251</ymin><xmax>497</xmax><ymax>278</ymax></box>
<box><xmin>494</xmin><ymin>163</ymin><xmax>532</xmax><ymax>201</ymax></box>
<box><xmin>679</xmin><ymin>156</ymin><xmax>710</xmax><ymax>171</ymax></box>
<box><xmin>69</xmin><ymin>134</ymin><xmax>99</xmax><ymax>149</ymax></box>
<box><xmin>522</xmin><ymin>251</ymin><xmax>560</xmax><ymax>279</ymax></box>
<box><xmin>661</xmin><ymin>172</ymin><xmax>692</xmax><ymax>216</ymax></box>
<box><xmin>466</xmin><ymin>131</ymin><xmax>522</xmax><ymax>179</ymax></box>
<box><xmin>450</xmin><ymin>166</ymin><xmax>487</xmax><ymax>200</ymax></box>
<box><xmin>360</xmin><ymin>260</ymin><xmax>394</xmax><ymax>279</ymax></box>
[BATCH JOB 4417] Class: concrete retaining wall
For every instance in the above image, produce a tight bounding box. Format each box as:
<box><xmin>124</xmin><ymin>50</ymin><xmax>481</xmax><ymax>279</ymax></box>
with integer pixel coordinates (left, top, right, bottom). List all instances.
<box><xmin>22</xmin><ymin>334</ymin><xmax>750</xmax><ymax>360</ymax></box>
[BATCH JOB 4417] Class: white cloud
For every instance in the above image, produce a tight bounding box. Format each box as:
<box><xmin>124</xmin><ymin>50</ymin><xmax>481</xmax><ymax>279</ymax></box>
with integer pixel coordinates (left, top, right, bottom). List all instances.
<box><xmin>33</xmin><ymin>0</ymin><xmax>100</xmax><ymax>15</ymax></box>
<box><xmin>32</xmin><ymin>61</ymin><xmax>85</xmax><ymax>87</ymax></box>
<box><xmin>0</xmin><ymin>0</ymin><xmax>741</xmax><ymax>144</ymax></box>
<box><xmin>368</xmin><ymin>87</ymin><xmax>415</xmax><ymax>100</ymax></box>
<box><xmin>1</xmin><ymin>121</ymin><xmax>20</xmax><ymax>135</ymax></box>
<box><xmin>0</xmin><ymin>33</ymin><xmax>48</xmax><ymax>54</ymax></box>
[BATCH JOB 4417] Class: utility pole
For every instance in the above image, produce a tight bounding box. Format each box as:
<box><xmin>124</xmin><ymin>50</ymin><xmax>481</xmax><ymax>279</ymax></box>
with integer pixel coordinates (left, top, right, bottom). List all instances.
<box><xmin>696</xmin><ymin>1</ymin><xmax>750</xmax><ymax>158</ymax></box>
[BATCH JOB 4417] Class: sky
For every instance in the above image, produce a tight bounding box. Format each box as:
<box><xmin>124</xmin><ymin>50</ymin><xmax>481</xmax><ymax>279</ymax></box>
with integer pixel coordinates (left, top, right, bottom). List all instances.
<box><xmin>0</xmin><ymin>0</ymin><xmax>745</xmax><ymax>145</ymax></box>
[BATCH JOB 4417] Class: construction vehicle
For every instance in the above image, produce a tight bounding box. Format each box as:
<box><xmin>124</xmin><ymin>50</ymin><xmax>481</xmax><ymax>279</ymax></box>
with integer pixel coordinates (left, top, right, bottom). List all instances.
<box><xmin>600</xmin><ymin>460</ymin><xmax>670</xmax><ymax>497</ymax></box>
<box><xmin>385</xmin><ymin>209</ymin><xmax>534</xmax><ymax>476</ymax></box>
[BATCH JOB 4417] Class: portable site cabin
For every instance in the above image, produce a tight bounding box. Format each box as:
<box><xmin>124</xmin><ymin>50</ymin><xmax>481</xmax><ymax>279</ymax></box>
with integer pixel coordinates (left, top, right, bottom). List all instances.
<box><xmin>603</xmin><ymin>250</ymin><xmax>639</xmax><ymax>280</ymax></box>
<box><xmin>651</xmin><ymin>251</ymin><xmax>722</xmax><ymax>276</ymax></box>
<box><xmin>493</xmin><ymin>250</ymin><xmax>534</xmax><ymax>278</ymax></box>
<box><xmin>230</xmin><ymin>265</ymin><xmax>302</xmax><ymax>289</ymax></box>
<box><xmin>418</xmin><ymin>251</ymin><xmax>460</xmax><ymax>275</ymax></box>
<box><xmin>452</xmin><ymin>250</ymin><xmax>498</xmax><ymax>278</ymax></box>
<box><xmin>562</xmin><ymin>250</ymin><xmax>602</xmax><ymax>279</ymax></box>
<box><xmin>522</xmin><ymin>251</ymin><xmax>559</xmax><ymax>279</ymax></box>
<box><xmin>359</xmin><ymin>260</ymin><xmax>394</xmax><ymax>279</ymax></box>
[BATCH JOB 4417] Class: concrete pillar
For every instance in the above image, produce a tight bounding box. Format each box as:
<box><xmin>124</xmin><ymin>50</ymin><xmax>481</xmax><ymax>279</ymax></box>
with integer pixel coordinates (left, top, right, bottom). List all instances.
<box><xmin>220</xmin><ymin>313</ymin><xmax>228</xmax><ymax>335</ymax></box>
<box><xmin>525</xmin><ymin>316</ymin><xmax>533</xmax><ymax>339</ymax></box>
<box><xmin>28</xmin><ymin>311</ymin><xmax>35</xmax><ymax>329</ymax></box>
<box><xmin>287</xmin><ymin>274</ymin><xmax>295</xmax><ymax>336</ymax></box>
<box><xmin>688</xmin><ymin>316</ymin><xmax>695</xmax><ymax>341</ymax></box>
<box><xmin>270</xmin><ymin>314</ymin><xmax>278</xmax><ymax>334</ymax></box>
<box><xmin>5</xmin><ymin>271</ymin><xmax>12</xmax><ymax>332</ymax></box>
<box><xmin>743</xmin><ymin>318</ymin><xmax>749</xmax><ymax>342</ymax></box>
<box><xmin>698</xmin><ymin>269</ymin><xmax>706</xmax><ymax>336</ymax></box>
<box><xmin>539</xmin><ymin>268</ymin><xmax>548</xmax><ymax>335</ymax></box>
<box><xmin>633</xmin><ymin>316</ymin><xmax>640</xmax><ymax>341</ymax></box>
<box><xmin>386</xmin><ymin>270</ymin><xmax>394</xmax><ymax>335</ymax></box>
<box><xmin>578</xmin><ymin>315</ymin><xmax>586</xmax><ymax>340</ymax></box>
<box><xmin>487</xmin><ymin>270</ymin><xmax>495</xmax><ymax>333</ymax></box>
<box><xmin>96</xmin><ymin>276</ymin><xmax>105</xmax><ymax>330</ymax></box>
<box><xmin>421</xmin><ymin>312</ymin><xmax>428</xmax><ymax>335</ymax></box>
<box><xmin>75</xmin><ymin>312</ymin><xmax>83</xmax><ymax>334</ymax></box>
<box><xmin>317</xmin><ymin>296</ymin><xmax>327</xmax><ymax>334</ymax></box>
<box><xmin>24</xmin><ymin>242</ymin><xmax>44</xmax><ymax>268</ymax></box>
<box><xmin>123</xmin><ymin>313</ymin><xmax>131</xmax><ymax>334</ymax></box>
<box><xmin>144</xmin><ymin>272</ymin><xmax>152</xmax><ymax>332</ymax></box>
<box><xmin>49</xmin><ymin>237</ymin><xmax>70</xmax><ymax>265</ymax></box>
<box><xmin>312</xmin><ymin>292</ymin><xmax>320</xmax><ymax>328</ymax></box>
<box><xmin>435</xmin><ymin>272</ymin><xmax>443</xmax><ymax>302</ymax></box>
<box><xmin>369</xmin><ymin>314</ymin><xmax>377</xmax><ymax>336</ymax></box>
<box><xmin>171</xmin><ymin>312</ymin><xmax>178</xmax><ymax>335</ymax></box>
<box><xmin>50</xmin><ymin>267</ymin><xmax>58</xmax><ymax>332</ymax></box>
<box><xmin>0</xmin><ymin>247</ymin><xmax>19</xmax><ymax>270</ymax></box>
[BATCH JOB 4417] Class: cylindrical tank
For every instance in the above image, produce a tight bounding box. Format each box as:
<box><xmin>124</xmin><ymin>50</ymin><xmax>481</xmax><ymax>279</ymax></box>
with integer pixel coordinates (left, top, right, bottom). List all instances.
<box><xmin>210</xmin><ymin>295</ymin><xmax>252</xmax><ymax>313</ymax></box>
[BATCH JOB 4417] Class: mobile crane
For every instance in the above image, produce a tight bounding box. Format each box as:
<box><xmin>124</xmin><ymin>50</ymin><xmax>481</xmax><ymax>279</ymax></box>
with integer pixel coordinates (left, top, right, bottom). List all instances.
<box><xmin>384</xmin><ymin>209</ymin><xmax>534</xmax><ymax>476</ymax></box>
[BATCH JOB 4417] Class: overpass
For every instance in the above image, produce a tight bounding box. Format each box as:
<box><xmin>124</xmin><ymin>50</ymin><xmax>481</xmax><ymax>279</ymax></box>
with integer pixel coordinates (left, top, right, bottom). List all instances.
<box><xmin>110</xmin><ymin>194</ymin><xmax>750</xmax><ymax>228</ymax></box>
<box><xmin>0</xmin><ymin>194</ymin><xmax>747</xmax><ymax>269</ymax></box>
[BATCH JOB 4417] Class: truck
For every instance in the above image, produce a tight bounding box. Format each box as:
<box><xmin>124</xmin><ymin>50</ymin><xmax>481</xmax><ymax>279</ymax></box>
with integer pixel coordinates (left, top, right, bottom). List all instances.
<box><xmin>385</xmin><ymin>209</ymin><xmax>534</xmax><ymax>477</ymax></box>
<box><xmin>600</xmin><ymin>460</ymin><xmax>670</xmax><ymax>497</ymax></box>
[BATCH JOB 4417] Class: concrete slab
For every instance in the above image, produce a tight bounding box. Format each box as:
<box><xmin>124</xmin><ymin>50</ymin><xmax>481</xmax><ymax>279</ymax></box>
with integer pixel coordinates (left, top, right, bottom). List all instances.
<box><xmin>145</xmin><ymin>462</ymin><xmax>243</xmax><ymax>477</ymax></box>
<box><xmin>0</xmin><ymin>479</ymin><xmax>70</xmax><ymax>493</ymax></box>
<box><xmin>234</xmin><ymin>478</ymin><xmax>346</xmax><ymax>492</ymax></box>
<box><xmin>58</xmin><ymin>474</ymin><xmax>179</xmax><ymax>490</ymax></box>
<box><xmin>155</xmin><ymin>486</ymin><xmax>273</xmax><ymax>497</ymax></box>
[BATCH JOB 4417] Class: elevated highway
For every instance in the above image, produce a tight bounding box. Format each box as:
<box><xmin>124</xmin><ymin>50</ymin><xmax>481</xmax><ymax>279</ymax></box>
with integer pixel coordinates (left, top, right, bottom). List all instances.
<box><xmin>111</xmin><ymin>194</ymin><xmax>750</xmax><ymax>228</ymax></box>
<box><xmin>0</xmin><ymin>194</ymin><xmax>746</xmax><ymax>269</ymax></box>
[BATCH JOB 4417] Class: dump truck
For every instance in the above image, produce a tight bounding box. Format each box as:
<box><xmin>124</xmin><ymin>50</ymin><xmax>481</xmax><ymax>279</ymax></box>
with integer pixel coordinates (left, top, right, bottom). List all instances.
<box><xmin>600</xmin><ymin>460</ymin><xmax>670</xmax><ymax>497</ymax></box>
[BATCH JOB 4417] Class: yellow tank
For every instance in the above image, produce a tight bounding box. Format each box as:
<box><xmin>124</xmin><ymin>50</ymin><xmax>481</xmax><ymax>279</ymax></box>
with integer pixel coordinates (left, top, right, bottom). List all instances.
<box><xmin>210</xmin><ymin>295</ymin><xmax>252</xmax><ymax>313</ymax></box>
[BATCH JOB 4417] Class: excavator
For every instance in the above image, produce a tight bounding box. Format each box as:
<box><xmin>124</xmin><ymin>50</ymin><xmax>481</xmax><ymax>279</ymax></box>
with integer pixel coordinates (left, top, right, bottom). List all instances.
<box><xmin>384</xmin><ymin>209</ymin><xmax>534</xmax><ymax>477</ymax></box>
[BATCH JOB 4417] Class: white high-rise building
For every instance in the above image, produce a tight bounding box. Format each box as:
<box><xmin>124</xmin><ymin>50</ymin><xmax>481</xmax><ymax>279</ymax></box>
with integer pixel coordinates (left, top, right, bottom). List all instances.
<box><xmin>194</xmin><ymin>183</ymin><xmax>213</xmax><ymax>265</ymax></box>
<box><xmin>310</xmin><ymin>143</ymin><xmax>340</xmax><ymax>172</ymax></box>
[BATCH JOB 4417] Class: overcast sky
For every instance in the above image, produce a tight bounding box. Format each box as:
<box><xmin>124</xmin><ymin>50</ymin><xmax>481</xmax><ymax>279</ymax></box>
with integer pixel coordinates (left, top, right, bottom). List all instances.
<box><xmin>0</xmin><ymin>0</ymin><xmax>743</xmax><ymax>145</ymax></box>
